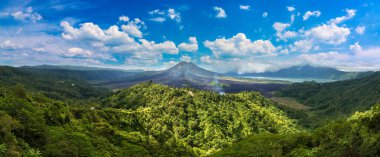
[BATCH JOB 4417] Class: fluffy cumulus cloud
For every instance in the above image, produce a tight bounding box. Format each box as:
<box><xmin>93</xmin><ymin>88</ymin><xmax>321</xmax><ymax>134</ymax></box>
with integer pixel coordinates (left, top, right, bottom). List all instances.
<box><xmin>120</xmin><ymin>17</ymin><xmax>146</xmax><ymax>38</ymax></box>
<box><xmin>178</xmin><ymin>37</ymin><xmax>198</xmax><ymax>52</ymax></box>
<box><xmin>204</xmin><ymin>33</ymin><xmax>276</xmax><ymax>57</ymax></box>
<box><xmin>60</xmin><ymin>21</ymin><xmax>179</xmax><ymax>64</ymax></box>
<box><xmin>290</xmin><ymin>40</ymin><xmax>314</xmax><ymax>53</ymax></box>
<box><xmin>180</xmin><ymin>55</ymin><xmax>192</xmax><ymax>62</ymax></box>
<box><xmin>118</xmin><ymin>15</ymin><xmax>129</xmax><ymax>22</ymax></box>
<box><xmin>273</xmin><ymin>22</ymin><xmax>290</xmax><ymax>32</ymax></box>
<box><xmin>303</xmin><ymin>10</ymin><xmax>321</xmax><ymax>21</ymax></box>
<box><xmin>355</xmin><ymin>25</ymin><xmax>366</xmax><ymax>35</ymax></box>
<box><xmin>213</xmin><ymin>7</ymin><xmax>227</xmax><ymax>18</ymax></box>
<box><xmin>200</xmin><ymin>55</ymin><xmax>212</xmax><ymax>63</ymax></box>
<box><xmin>293</xmin><ymin>42</ymin><xmax>380</xmax><ymax>71</ymax></box>
<box><xmin>305</xmin><ymin>24</ymin><xmax>350</xmax><ymax>45</ymax></box>
<box><xmin>1</xmin><ymin>7</ymin><xmax>43</xmax><ymax>23</ymax></box>
<box><xmin>273</xmin><ymin>22</ymin><xmax>297</xmax><ymax>41</ymax></box>
<box><xmin>62</xmin><ymin>47</ymin><xmax>93</xmax><ymax>58</ymax></box>
<box><xmin>239</xmin><ymin>5</ymin><xmax>250</xmax><ymax>11</ymax></box>
<box><xmin>285</xmin><ymin>9</ymin><xmax>356</xmax><ymax>53</ymax></box>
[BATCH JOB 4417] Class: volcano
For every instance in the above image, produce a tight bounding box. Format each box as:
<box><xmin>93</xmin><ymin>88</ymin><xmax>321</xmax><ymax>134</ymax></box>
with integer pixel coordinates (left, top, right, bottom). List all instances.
<box><xmin>102</xmin><ymin>62</ymin><xmax>286</xmax><ymax>95</ymax></box>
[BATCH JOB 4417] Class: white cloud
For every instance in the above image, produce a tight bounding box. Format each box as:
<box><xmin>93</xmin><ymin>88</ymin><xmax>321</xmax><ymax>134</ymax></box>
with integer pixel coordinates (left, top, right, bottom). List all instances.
<box><xmin>305</xmin><ymin>24</ymin><xmax>350</xmax><ymax>45</ymax></box>
<box><xmin>118</xmin><ymin>15</ymin><xmax>129</xmax><ymax>22</ymax></box>
<box><xmin>168</xmin><ymin>8</ymin><xmax>181</xmax><ymax>23</ymax></box>
<box><xmin>353</xmin><ymin>47</ymin><xmax>380</xmax><ymax>61</ymax></box>
<box><xmin>180</xmin><ymin>55</ymin><xmax>191</xmax><ymax>62</ymax></box>
<box><xmin>0</xmin><ymin>40</ymin><xmax>22</xmax><ymax>50</ymax></box>
<box><xmin>239</xmin><ymin>5</ymin><xmax>250</xmax><ymax>11</ymax></box>
<box><xmin>60</xmin><ymin>21</ymin><xmax>179</xmax><ymax>64</ymax></box>
<box><xmin>294</xmin><ymin>44</ymin><xmax>380</xmax><ymax>71</ymax></box>
<box><xmin>273</xmin><ymin>22</ymin><xmax>291</xmax><ymax>32</ymax></box>
<box><xmin>60</xmin><ymin>21</ymin><xmax>108</xmax><ymax>41</ymax></box>
<box><xmin>200</xmin><ymin>55</ymin><xmax>212</xmax><ymax>63</ymax></box>
<box><xmin>279</xmin><ymin>48</ymin><xmax>289</xmax><ymax>55</ymax></box>
<box><xmin>303</xmin><ymin>10</ymin><xmax>321</xmax><ymax>21</ymax></box>
<box><xmin>204</xmin><ymin>33</ymin><xmax>276</xmax><ymax>57</ymax></box>
<box><xmin>349</xmin><ymin>42</ymin><xmax>362</xmax><ymax>52</ymax></box>
<box><xmin>149</xmin><ymin>17</ymin><xmax>166</xmax><ymax>23</ymax></box>
<box><xmin>328</xmin><ymin>9</ymin><xmax>356</xmax><ymax>25</ymax></box>
<box><xmin>149</xmin><ymin>9</ymin><xmax>165</xmax><ymax>15</ymax></box>
<box><xmin>5</xmin><ymin>7</ymin><xmax>43</xmax><ymax>23</ymax></box>
<box><xmin>287</xmin><ymin>6</ymin><xmax>295</xmax><ymax>12</ymax></box>
<box><xmin>262</xmin><ymin>12</ymin><xmax>268</xmax><ymax>18</ymax></box>
<box><xmin>121</xmin><ymin>18</ymin><xmax>146</xmax><ymax>38</ymax></box>
<box><xmin>63</xmin><ymin>47</ymin><xmax>93</xmax><ymax>58</ymax></box>
<box><xmin>139</xmin><ymin>39</ymin><xmax>178</xmax><ymax>55</ymax></box>
<box><xmin>32</xmin><ymin>47</ymin><xmax>46</xmax><ymax>52</ymax></box>
<box><xmin>355</xmin><ymin>25</ymin><xmax>366</xmax><ymax>35</ymax></box>
<box><xmin>279</xmin><ymin>31</ymin><xmax>298</xmax><ymax>41</ymax></box>
<box><xmin>213</xmin><ymin>7</ymin><xmax>227</xmax><ymax>18</ymax></box>
<box><xmin>178</xmin><ymin>37</ymin><xmax>198</xmax><ymax>52</ymax></box>
<box><xmin>148</xmin><ymin>8</ymin><xmax>181</xmax><ymax>23</ymax></box>
<box><xmin>290</xmin><ymin>40</ymin><xmax>314</xmax><ymax>53</ymax></box>
<box><xmin>273</xmin><ymin>22</ymin><xmax>297</xmax><ymax>41</ymax></box>
<box><xmin>297</xmin><ymin>51</ymin><xmax>349</xmax><ymax>67</ymax></box>
<box><xmin>290</xmin><ymin>14</ymin><xmax>295</xmax><ymax>23</ymax></box>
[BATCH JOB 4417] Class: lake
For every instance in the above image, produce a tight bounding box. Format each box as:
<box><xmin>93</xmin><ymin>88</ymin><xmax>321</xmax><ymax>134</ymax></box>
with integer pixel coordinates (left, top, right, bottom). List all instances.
<box><xmin>241</xmin><ymin>76</ymin><xmax>336</xmax><ymax>83</ymax></box>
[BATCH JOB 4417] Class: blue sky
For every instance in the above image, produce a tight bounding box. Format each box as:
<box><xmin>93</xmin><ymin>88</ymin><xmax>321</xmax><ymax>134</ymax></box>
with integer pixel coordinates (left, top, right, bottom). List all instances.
<box><xmin>0</xmin><ymin>0</ymin><xmax>380</xmax><ymax>73</ymax></box>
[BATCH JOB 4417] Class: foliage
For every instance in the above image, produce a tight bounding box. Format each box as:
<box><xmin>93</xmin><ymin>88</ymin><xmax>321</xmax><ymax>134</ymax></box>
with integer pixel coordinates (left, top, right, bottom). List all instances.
<box><xmin>1</xmin><ymin>65</ymin><xmax>379</xmax><ymax>157</ymax></box>
<box><xmin>209</xmin><ymin>103</ymin><xmax>380</xmax><ymax>157</ymax></box>
<box><xmin>0</xmin><ymin>143</ymin><xmax>6</xmax><ymax>154</ymax></box>
<box><xmin>0</xmin><ymin>66</ymin><xmax>110</xmax><ymax>100</ymax></box>
<box><xmin>0</xmin><ymin>79</ymin><xmax>299</xmax><ymax>156</ymax></box>
<box><xmin>100</xmin><ymin>82</ymin><xmax>300</xmax><ymax>155</ymax></box>
<box><xmin>279</xmin><ymin>72</ymin><xmax>380</xmax><ymax>126</ymax></box>
<box><xmin>24</xmin><ymin>148</ymin><xmax>42</xmax><ymax>157</ymax></box>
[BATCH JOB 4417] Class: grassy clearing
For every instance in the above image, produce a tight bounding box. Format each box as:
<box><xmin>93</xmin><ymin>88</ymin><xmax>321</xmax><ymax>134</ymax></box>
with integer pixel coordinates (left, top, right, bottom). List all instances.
<box><xmin>270</xmin><ymin>97</ymin><xmax>310</xmax><ymax>110</ymax></box>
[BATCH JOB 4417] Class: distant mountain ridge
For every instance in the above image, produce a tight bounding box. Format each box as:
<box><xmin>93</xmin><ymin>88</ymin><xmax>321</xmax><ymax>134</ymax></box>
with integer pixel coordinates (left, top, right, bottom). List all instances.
<box><xmin>229</xmin><ymin>65</ymin><xmax>372</xmax><ymax>80</ymax></box>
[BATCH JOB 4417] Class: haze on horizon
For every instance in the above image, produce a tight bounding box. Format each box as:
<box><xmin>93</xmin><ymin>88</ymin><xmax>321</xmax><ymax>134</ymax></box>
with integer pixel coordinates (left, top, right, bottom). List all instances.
<box><xmin>0</xmin><ymin>0</ymin><xmax>380</xmax><ymax>73</ymax></box>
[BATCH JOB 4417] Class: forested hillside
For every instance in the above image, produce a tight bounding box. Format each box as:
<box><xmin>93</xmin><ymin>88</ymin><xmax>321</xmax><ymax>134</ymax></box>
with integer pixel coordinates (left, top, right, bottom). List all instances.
<box><xmin>1</xmin><ymin>65</ymin><xmax>379</xmax><ymax>157</ymax></box>
<box><xmin>100</xmin><ymin>83</ymin><xmax>299</xmax><ymax>155</ymax></box>
<box><xmin>0</xmin><ymin>66</ymin><xmax>109</xmax><ymax>99</ymax></box>
<box><xmin>279</xmin><ymin>72</ymin><xmax>380</xmax><ymax>123</ymax></box>
<box><xmin>0</xmin><ymin>77</ymin><xmax>299</xmax><ymax>156</ymax></box>
<box><xmin>209</xmin><ymin>103</ymin><xmax>380</xmax><ymax>157</ymax></box>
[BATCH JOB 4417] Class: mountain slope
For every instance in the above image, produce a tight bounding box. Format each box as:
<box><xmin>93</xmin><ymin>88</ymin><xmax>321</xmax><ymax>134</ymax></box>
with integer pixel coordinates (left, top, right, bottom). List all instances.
<box><xmin>279</xmin><ymin>72</ymin><xmax>380</xmax><ymax>123</ymax></box>
<box><xmin>100</xmin><ymin>83</ymin><xmax>300</xmax><ymax>155</ymax></box>
<box><xmin>21</xmin><ymin>65</ymin><xmax>141</xmax><ymax>82</ymax></box>
<box><xmin>0</xmin><ymin>66</ymin><xmax>109</xmax><ymax>99</ymax></box>
<box><xmin>0</xmin><ymin>81</ymin><xmax>300</xmax><ymax>156</ymax></box>
<box><xmin>209</xmin><ymin>103</ymin><xmax>380</xmax><ymax>157</ymax></box>
<box><xmin>103</xmin><ymin>61</ymin><xmax>221</xmax><ymax>88</ymax></box>
<box><xmin>232</xmin><ymin>65</ymin><xmax>371</xmax><ymax>80</ymax></box>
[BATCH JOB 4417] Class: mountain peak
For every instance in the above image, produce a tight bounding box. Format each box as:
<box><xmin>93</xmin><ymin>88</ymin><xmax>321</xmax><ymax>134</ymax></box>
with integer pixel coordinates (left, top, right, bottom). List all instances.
<box><xmin>167</xmin><ymin>61</ymin><xmax>219</xmax><ymax>77</ymax></box>
<box><xmin>176</xmin><ymin>61</ymin><xmax>197</xmax><ymax>66</ymax></box>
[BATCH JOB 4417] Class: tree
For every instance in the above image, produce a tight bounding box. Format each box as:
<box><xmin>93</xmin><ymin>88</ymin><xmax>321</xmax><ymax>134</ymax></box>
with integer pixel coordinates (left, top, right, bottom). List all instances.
<box><xmin>14</xmin><ymin>84</ymin><xmax>27</xmax><ymax>99</ymax></box>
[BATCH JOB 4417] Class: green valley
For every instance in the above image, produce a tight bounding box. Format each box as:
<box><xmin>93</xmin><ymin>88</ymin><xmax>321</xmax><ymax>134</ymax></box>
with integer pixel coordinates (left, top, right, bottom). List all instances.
<box><xmin>1</xmin><ymin>64</ymin><xmax>380</xmax><ymax>157</ymax></box>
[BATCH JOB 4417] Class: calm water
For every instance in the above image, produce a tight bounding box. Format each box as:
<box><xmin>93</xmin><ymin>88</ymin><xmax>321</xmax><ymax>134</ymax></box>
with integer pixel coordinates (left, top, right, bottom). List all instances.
<box><xmin>242</xmin><ymin>76</ymin><xmax>336</xmax><ymax>83</ymax></box>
